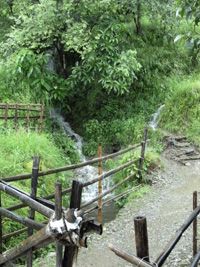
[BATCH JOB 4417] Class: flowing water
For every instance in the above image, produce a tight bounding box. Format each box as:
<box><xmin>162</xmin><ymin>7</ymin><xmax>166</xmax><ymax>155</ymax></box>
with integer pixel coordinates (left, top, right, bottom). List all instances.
<box><xmin>149</xmin><ymin>104</ymin><xmax>165</xmax><ymax>131</ymax></box>
<box><xmin>50</xmin><ymin>109</ymin><xmax>111</xmax><ymax>203</ymax></box>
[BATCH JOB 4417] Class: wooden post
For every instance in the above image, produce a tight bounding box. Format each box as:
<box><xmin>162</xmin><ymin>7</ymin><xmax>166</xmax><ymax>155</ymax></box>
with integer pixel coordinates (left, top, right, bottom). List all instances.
<box><xmin>4</xmin><ymin>104</ymin><xmax>8</xmax><ymax>129</ymax></box>
<box><xmin>14</xmin><ymin>104</ymin><xmax>18</xmax><ymax>130</ymax></box>
<box><xmin>97</xmin><ymin>144</ymin><xmax>103</xmax><ymax>224</ymax></box>
<box><xmin>138</xmin><ymin>128</ymin><xmax>148</xmax><ymax>181</ymax></box>
<box><xmin>0</xmin><ymin>191</ymin><xmax>2</xmax><ymax>254</ymax></box>
<box><xmin>27</xmin><ymin>157</ymin><xmax>40</xmax><ymax>267</ymax></box>
<box><xmin>134</xmin><ymin>216</ymin><xmax>149</xmax><ymax>262</ymax></box>
<box><xmin>193</xmin><ymin>191</ymin><xmax>198</xmax><ymax>257</ymax></box>
<box><xmin>62</xmin><ymin>180</ymin><xmax>83</xmax><ymax>267</ymax></box>
<box><xmin>55</xmin><ymin>182</ymin><xmax>63</xmax><ymax>267</ymax></box>
<box><xmin>39</xmin><ymin>104</ymin><xmax>44</xmax><ymax>132</ymax></box>
<box><xmin>26</xmin><ymin>104</ymin><xmax>30</xmax><ymax>131</ymax></box>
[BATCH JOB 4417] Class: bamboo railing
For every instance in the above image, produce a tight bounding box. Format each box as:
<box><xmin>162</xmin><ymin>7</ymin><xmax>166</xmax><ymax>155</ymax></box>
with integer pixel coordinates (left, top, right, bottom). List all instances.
<box><xmin>0</xmin><ymin>128</ymin><xmax>148</xmax><ymax>267</ymax></box>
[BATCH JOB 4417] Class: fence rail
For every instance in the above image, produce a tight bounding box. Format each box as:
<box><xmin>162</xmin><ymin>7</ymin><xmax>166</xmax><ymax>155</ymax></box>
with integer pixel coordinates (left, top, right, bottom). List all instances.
<box><xmin>0</xmin><ymin>128</ymin><xmax>148</xmax><ymax>267</ymax></box>
<box><xmin>0</xmin><ymin>103</ymin><xmax>44</xmax><ymax>131</ymax></box>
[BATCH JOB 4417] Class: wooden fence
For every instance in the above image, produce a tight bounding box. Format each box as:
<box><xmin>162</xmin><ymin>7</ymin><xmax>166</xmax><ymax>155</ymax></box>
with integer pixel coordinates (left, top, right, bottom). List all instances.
<box><xmin>0</xmin><ymin>103</ymin><xmax>45</xmax><ymax>131</ymax></box>
<box><xmin>109</xmin><ymin>191</ymin><xmax>200</xmax><ymax>267</ymax></box>
<box><xmin>0</xmin><ymin>128</ymin><xmax>148</xmax><ymax>267</ymax></box>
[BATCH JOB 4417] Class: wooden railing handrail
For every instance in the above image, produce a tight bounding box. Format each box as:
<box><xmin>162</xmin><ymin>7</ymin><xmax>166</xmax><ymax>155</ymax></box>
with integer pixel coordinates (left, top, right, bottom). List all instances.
<box><xmin>3</xmin><ymin>143</ymin><xmax>141</xmax><ymax>182</ymax></box>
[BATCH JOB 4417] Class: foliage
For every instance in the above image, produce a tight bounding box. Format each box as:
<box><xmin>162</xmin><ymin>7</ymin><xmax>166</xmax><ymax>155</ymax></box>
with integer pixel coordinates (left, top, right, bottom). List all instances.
<box><xmin>0</xmin><ymin>49</ymin><xmax>69</xmax><ymax>103</ymax></box>
<box><xmin>0</xmin><ymin>0</ymin><xmax>141</xmax><ymax>98</ymax></box>
<box><xmin>160</xmin><ymin>74</ymin><xmax>200</xmax><ymax>145</ymax></box>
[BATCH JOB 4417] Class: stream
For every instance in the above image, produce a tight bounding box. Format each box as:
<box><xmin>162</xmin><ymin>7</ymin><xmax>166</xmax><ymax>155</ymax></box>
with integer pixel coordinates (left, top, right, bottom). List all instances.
<box><xmin>50</xmin><ymin>109</ymin><xmax>119</xmax><ymax>222</ymax></box>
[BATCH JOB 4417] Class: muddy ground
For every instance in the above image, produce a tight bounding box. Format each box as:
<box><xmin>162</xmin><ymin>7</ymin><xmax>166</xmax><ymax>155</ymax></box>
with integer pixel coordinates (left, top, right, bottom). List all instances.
<box><xmin>36</xmin><ymin>139</ymin><xmax>200</xmax><ymax>267</ymax></box>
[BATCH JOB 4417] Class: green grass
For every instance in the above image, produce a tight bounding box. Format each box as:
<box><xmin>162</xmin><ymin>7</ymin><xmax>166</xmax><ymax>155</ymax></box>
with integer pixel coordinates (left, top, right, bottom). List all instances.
<box><xmin>160</xmin><ymin>74</ymin><xmax>200</xmax><ymax>145</ymax></box>
<box><xmin>0</xmin><ymin>128</ymin><xmax>75</xmax><ymax>250</ymax></box>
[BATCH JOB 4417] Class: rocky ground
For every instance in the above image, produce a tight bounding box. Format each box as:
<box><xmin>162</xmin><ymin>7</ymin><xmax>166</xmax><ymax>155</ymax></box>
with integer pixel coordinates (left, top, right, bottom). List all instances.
<box><xmin>36</xmin><ymin>136</ymin><xmax>200</xmax><ymax>267</ymax></box>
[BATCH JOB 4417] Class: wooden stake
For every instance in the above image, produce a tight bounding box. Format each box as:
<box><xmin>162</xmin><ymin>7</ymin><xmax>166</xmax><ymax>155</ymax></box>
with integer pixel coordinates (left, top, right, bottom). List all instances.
<box><xmin>27</xmin><ymin>157</ymin><xmax>40</xmax><ymax>267</ymax></box>
<box><xmin>14</xmin><ymin>104</ymin><xmax>18</xmax><ymax>130</ymax></box>
<box><xmin>0</xmin><ymin>191</ymin><xmax>2</xmax><ymax>254</ymax></box>
<box><xmin>97</xmin><ymin>144</ymin><xmax>103</xmax><ymax>224</ymax></box>
<box><xmin>193</xmin><ymin>191</ymin><xmax>198</xmax><ymax>257</ymax></box>
<box><xmin>26</xmin><ymin>104</ymin><xmax>30</xmax><ymax>131</ymax></box>
<box><xmin>134</xmin><ymin>216</ymin><xmax>149</xmax><ymax>262</ymax></box>
<box><xmin>62</xmin><ymin>180</ymin><xmax>83</xmax><ymax>267</ymax></box>
<box><xmin>55</xmin><ymin>182</ymin><xmax>63</xmax><ymax>267</ymax></box>
<box><xmin>39</xmin><ymin>104</ymin><xmax>44</xmax><ymax>132</ymax></box>
<box><xmin>4</xmin><ymin>104</ymin><xmax>8</xmax><ymax>129</ymax></box>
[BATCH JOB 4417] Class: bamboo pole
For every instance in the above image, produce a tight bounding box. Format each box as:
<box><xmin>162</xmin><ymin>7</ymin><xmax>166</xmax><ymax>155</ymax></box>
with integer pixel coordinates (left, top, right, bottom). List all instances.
<box><xmin>0</xmin><ymin>226</ymin><xmax>51</xmax><ymax>264</ymax></box>
<box><xmin>193</xmin><ymin>191</ymin><xmax>198</xmax><ymax>257</ymax></box>
<box><xmin>97</xmin><ymin>144</ymin><xmax>103</xmax><ymax>224</ymax></box>
<box><xmin>55</xmin><ymin>182</ymin><xmax>63</xmax><ymax>267</ymax></box>
<box><xmin>0</xmin><ymin>182</ymin><xmax>53</xmax><ymax>218</ymax></box>
<box><xmin>155</xmin><ymin>204</ymin><xmax>200</xmax><ymax>266</ymax></box>
<box><xmin>81</xmin><ymin>172</ymin><xmax>136</xmax><ymax>209</ymax></box>
<box><xmin>191</xmin><ymin>250</ymin><xmax>200</xmax><ymax>267</ymax></box>
<box><xmin>3</xmin><ymin>144</ymin><xmax>140</xmax><ymax>182</ymax></box>
<box><xmin>108</xmin><ymin>244</ymin><xmax>153</xmax><ymax>267</ymax></box>
<box><xmin>84</xmin><ymin>186</ymin><xmax>141</xmax><ymax>215</ymax></box>
<box><xmin>0</xmin><ymin>207</ymin><xmax>44</xmax><ymax>230</ymax></box>
<box><xmin>83</xmin><ymin>159</ymin><xmax>137</xmax><ymax>188</ymax></box>
<box><xmin>27</xmin><ymin>157</ymin><xmax>40</xmax><ymax>267</ymax></box>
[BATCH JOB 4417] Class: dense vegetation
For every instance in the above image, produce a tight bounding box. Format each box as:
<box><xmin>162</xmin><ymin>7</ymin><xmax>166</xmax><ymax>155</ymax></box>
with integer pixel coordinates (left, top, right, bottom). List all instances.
<box><xmin>0</xmin><ymin>0</ymin><xmax>200</xmax><ymax>255</ymax></box>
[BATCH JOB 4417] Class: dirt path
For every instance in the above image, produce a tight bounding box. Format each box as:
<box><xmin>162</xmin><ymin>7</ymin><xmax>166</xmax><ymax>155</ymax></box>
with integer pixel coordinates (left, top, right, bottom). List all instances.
<box><xmin>75</xmin><ymin>148</ymin><xmax>200</xmax><ymax>267</ymax></box>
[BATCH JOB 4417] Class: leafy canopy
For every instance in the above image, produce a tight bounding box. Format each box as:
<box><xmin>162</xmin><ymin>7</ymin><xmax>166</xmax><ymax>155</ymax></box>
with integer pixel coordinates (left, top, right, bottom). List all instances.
<box><xmin>1</xmin><ymin>0</ymin><xmax>142</xmax><ymax>99</ymax></box>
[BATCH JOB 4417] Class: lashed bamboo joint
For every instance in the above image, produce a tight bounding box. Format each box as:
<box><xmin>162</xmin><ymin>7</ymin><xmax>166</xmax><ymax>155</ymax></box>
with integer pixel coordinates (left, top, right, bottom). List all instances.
<box><xmin>0</xmin><ymin>208</ymin><xmax>101</xmax><ymax>265</ymax></box>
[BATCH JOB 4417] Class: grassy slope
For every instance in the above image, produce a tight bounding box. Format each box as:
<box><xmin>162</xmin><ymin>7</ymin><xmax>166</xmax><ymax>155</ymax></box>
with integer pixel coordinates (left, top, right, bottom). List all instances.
<box><xmin>160</xmin><ymin>74</ymin><xmax>200</xmax><ymax>145</ymax></box>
